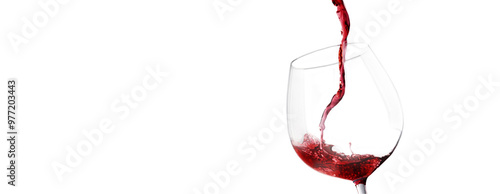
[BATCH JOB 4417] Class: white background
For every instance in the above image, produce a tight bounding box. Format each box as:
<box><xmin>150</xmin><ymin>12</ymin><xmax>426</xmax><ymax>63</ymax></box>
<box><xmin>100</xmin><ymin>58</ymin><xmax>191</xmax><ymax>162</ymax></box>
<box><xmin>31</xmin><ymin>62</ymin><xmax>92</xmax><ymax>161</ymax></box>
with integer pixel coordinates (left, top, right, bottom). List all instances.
<box><xmin>1</xmin><ymin>0</ymin><xmax>499</xmax><ymax>193</ymax></box>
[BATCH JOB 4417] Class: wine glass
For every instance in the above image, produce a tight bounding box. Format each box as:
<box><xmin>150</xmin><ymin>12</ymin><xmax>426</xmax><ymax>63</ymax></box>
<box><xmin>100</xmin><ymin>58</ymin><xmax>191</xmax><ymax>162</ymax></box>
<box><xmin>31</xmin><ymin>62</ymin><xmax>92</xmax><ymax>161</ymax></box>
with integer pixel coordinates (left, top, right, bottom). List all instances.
<box><xmin>287</xmin><ymin>43</ymin><xmax>403</xmax><ymax>194</ymax></box>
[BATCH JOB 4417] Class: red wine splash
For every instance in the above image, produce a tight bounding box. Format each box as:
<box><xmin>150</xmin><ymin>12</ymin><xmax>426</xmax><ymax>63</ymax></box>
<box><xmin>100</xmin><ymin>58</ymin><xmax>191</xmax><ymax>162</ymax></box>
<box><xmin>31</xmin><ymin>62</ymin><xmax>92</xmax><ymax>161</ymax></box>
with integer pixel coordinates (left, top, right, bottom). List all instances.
<box><xmin>299</xmin><ymin>0</ymin><xmax>388</xmax><ymax>185</ymax></box>
<box><xmin>319</xmin><ymin>0</ymin><xmax>351</xmax><ymax>147</ymax></box>
<box><xmin>293</xmin><ymin>134</ymin><xmax>389</xmax><ymax>185</ymax></box>
<box><xmin>294</xmin><ymin>0</ymin><xmax>391</xmax><ymax>186</ymax></box>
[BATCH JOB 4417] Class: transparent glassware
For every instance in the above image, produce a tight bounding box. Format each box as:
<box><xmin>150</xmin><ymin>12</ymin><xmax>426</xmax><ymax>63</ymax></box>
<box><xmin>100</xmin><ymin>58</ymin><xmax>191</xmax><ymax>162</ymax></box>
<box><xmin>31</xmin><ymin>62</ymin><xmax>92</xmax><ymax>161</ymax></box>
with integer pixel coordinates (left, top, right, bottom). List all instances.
<box><xmin>287</xmin><ymin>43</ymin><xmax>403</xmax><ymax>194</ymax></box>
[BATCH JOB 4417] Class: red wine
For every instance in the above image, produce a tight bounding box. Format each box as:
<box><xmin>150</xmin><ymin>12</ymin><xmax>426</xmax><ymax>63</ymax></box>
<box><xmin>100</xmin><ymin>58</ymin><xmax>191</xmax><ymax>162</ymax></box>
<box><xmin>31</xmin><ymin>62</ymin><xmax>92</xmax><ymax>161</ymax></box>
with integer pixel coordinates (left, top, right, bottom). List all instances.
<box><xmin>319</xmin><ymin>0</ymin><xmax>351</xmax><ymax>145</ymax></box>
<box><xmin>293</xmin><ymin>134</ymin><xmax>388</xmax><ymax>185</ymax></box>
<box><xmin>296</xmin><ymin>0</ymin><xmax>389</xmax><ymax>186</ymax></box>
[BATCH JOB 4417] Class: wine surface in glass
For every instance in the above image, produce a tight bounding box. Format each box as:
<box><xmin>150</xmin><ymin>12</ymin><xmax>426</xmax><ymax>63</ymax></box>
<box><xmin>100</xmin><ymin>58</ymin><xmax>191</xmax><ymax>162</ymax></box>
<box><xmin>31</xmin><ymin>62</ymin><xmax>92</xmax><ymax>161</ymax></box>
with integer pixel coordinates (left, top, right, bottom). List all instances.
<box><xmin>292</xmin><ymin>134</ymin><xmax>389</xmax><ymax>185</ymax></box>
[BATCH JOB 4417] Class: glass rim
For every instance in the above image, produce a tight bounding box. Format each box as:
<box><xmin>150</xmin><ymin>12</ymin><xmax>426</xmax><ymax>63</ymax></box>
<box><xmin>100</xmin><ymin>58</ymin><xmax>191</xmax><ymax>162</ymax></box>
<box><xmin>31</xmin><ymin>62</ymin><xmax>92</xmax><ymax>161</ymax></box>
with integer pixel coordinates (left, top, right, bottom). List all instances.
<box><xmin>291</xmin><ymin>42</ymin><xmax>371</xmax><ymax>70</ymax></box>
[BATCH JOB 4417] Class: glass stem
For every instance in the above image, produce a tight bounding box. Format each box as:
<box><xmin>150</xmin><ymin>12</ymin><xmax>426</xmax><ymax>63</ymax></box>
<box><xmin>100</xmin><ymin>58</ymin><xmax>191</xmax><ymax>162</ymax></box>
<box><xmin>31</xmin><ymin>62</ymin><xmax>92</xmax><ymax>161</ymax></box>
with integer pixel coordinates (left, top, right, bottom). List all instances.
<box><xmin>355</xmin><ymin>184</ymin><xmax>367</xmax><ymax>194</ymax></box>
